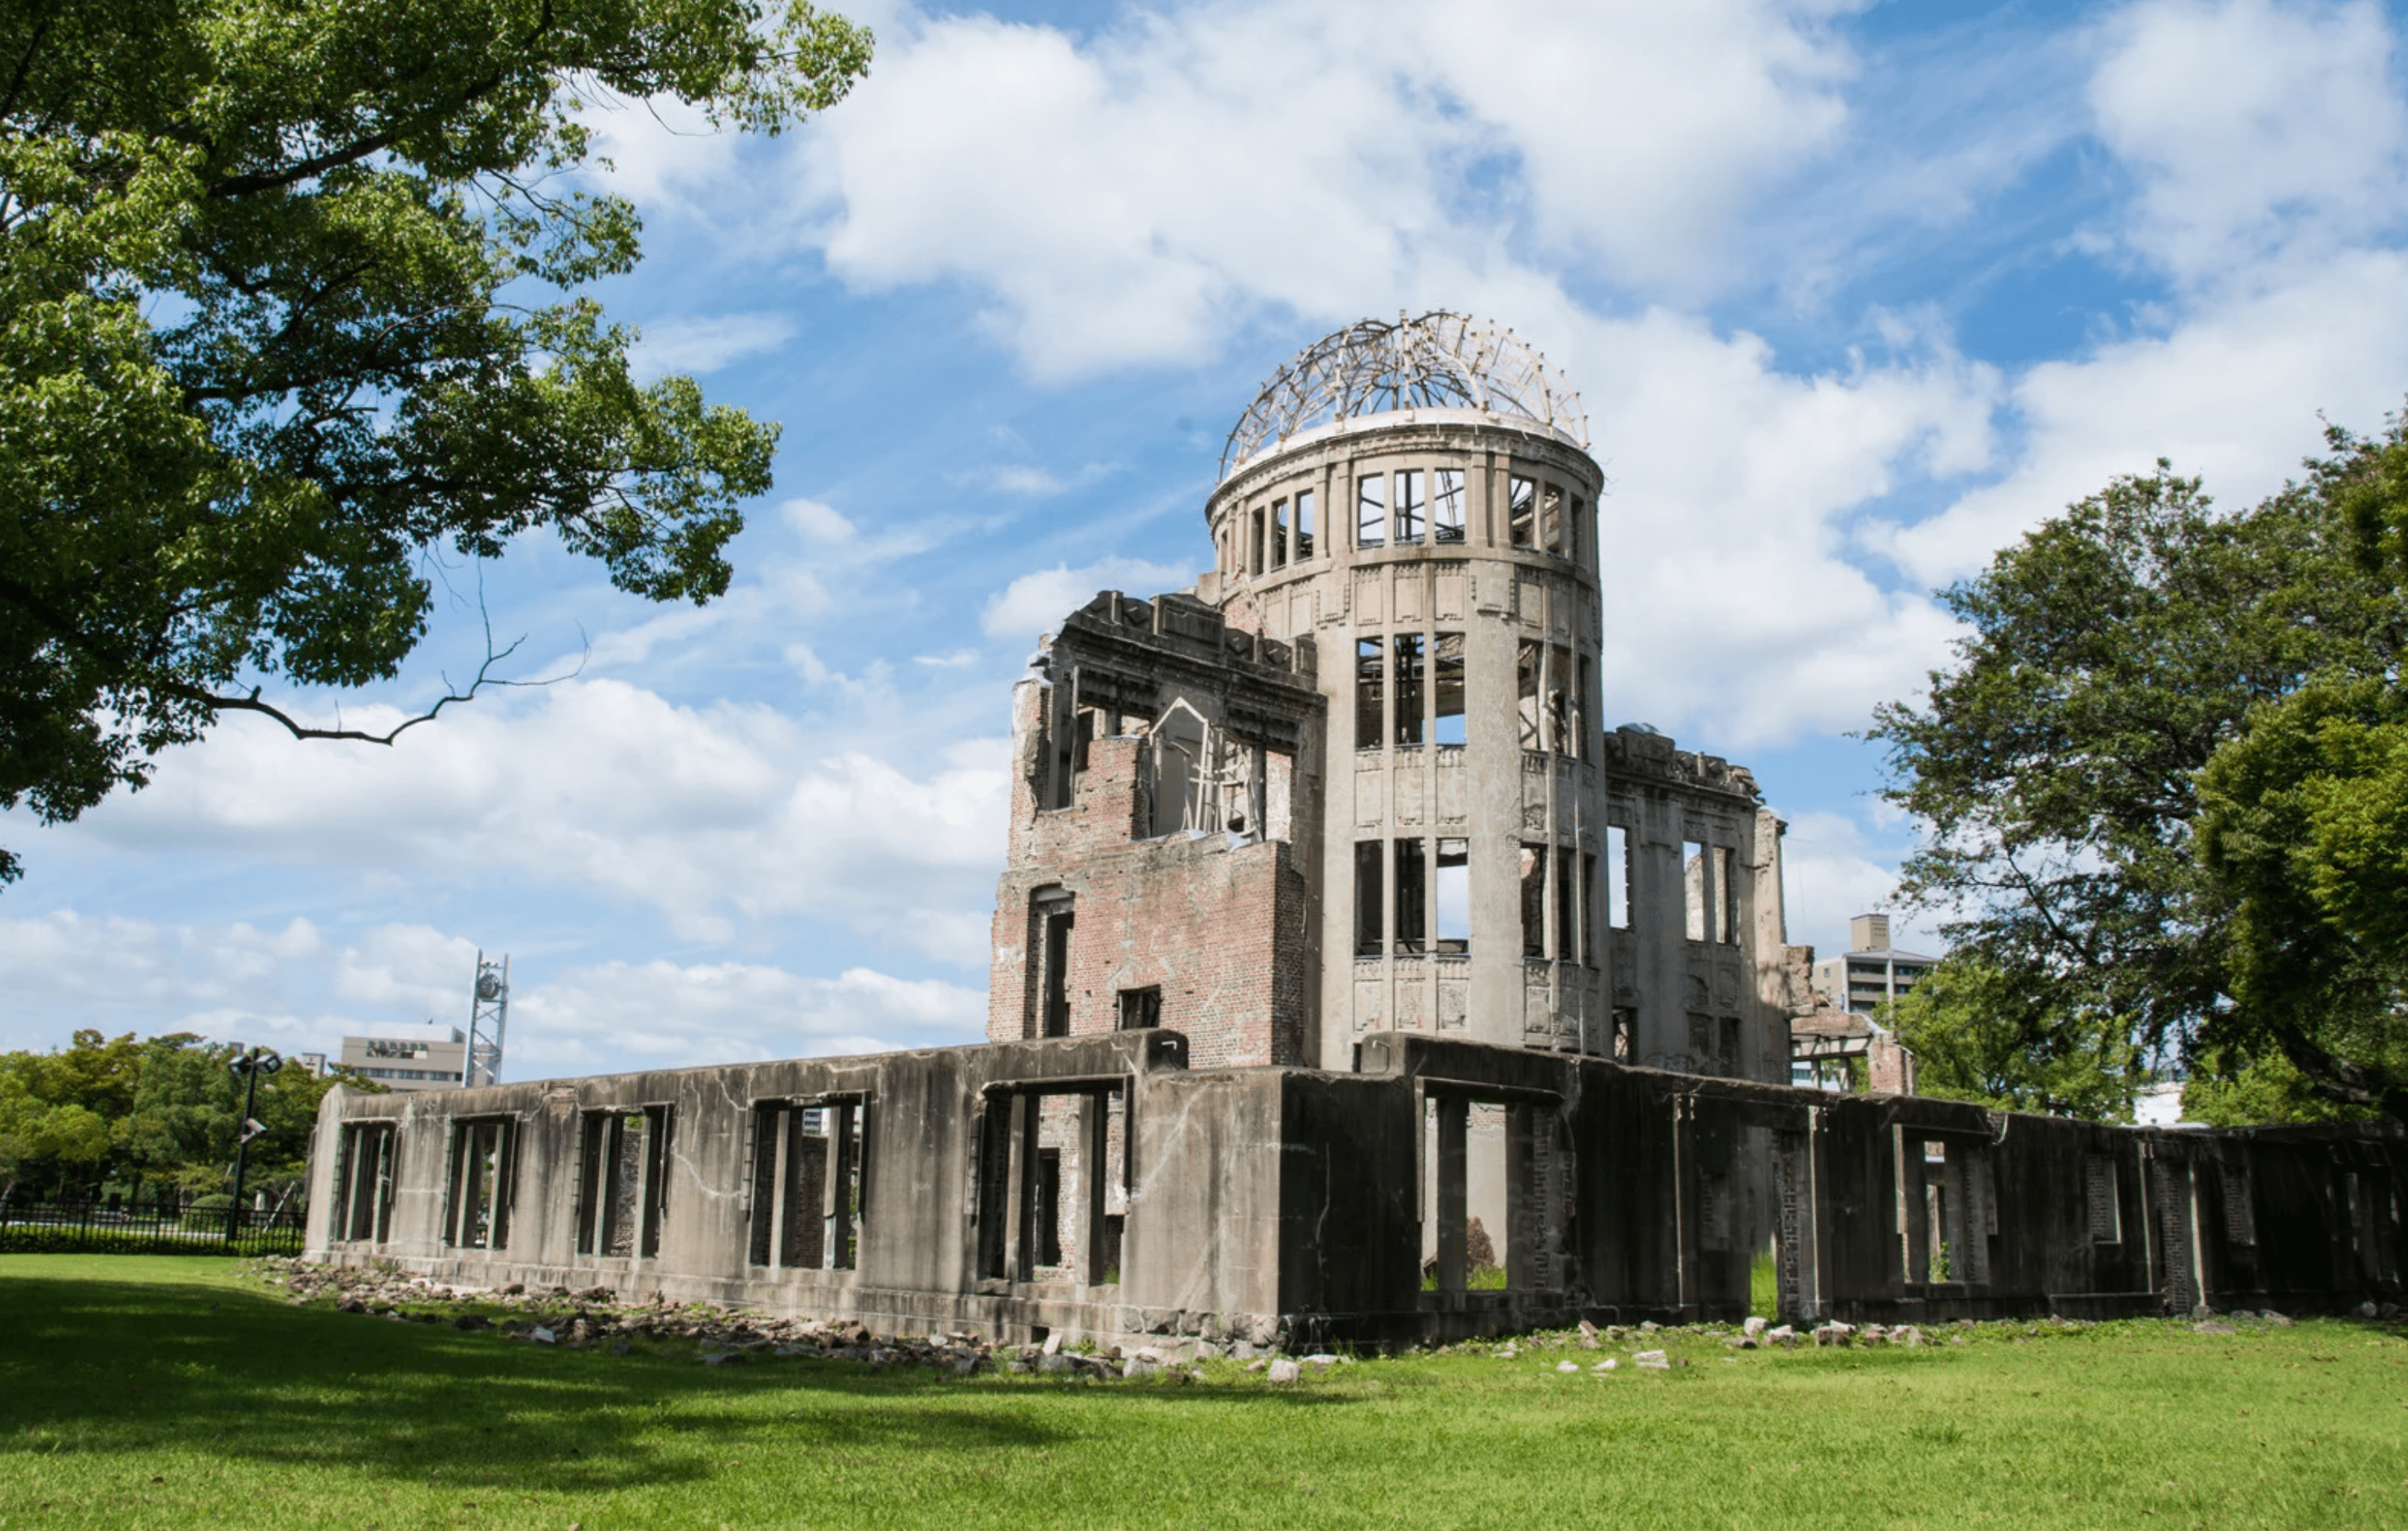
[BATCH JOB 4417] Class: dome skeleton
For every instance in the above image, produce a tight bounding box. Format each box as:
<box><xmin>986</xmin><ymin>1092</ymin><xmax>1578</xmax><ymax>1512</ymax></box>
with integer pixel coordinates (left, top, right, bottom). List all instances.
<box><xmin>1218</xmin><ymin>312</ymin><xmax>1588</xmax><ymax>482</ymax></box>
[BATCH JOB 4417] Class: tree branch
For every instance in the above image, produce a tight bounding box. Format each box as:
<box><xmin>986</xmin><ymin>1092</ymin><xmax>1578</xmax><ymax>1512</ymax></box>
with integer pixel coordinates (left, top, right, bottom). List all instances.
<box><xmin>175</xmin><ymin>618</ymin><xmax>585</xmax><ymax>746</ymax></box>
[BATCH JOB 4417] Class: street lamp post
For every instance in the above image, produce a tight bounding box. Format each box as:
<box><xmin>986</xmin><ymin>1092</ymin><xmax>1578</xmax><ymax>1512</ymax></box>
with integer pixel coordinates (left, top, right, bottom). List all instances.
<box><xmin>226</xmin><ymin>1046</ymin><xmax>283</xmax><ymax>1245</ymax></box>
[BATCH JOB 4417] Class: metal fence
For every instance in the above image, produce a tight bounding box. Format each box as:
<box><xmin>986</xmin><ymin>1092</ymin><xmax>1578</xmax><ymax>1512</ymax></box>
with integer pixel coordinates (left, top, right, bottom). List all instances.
<box><xmin>0</xmin><ymin>1198</ymin><xmax>308</xmax><ymax>1257</ymax></box>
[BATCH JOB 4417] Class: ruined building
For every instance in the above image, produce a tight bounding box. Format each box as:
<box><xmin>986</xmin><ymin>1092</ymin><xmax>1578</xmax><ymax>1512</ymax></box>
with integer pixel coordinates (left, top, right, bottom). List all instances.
<box><xmin>306</xmin><ymin>315</ymin><xmax>2405</xmax><ymax>1348</ymax></box>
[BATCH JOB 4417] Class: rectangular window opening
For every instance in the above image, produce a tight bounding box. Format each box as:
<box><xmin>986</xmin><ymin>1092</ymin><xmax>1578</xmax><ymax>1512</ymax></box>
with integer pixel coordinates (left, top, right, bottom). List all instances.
<box><xmin>1295</xmin><ymin>489</ymin><xmax>1316</xmax><ymax>560</ymax></box>
<box><xmin>1033</xmin><ymin>892</ymin><xmax>1076</xmax><ymax>1038</ymax></box>
<box><xmin>1509</xmin><ymin>475</ymin><xmax>1535</xmax><ymax>548</ymax></box>
<box><xmin>1516</xmin><ymin>640</ymin><xmax>1543</xmax><ymax>751</ymax></box>
<box><xmin>1116</xmin><ymin>985</ymin><xmax>1162</xmax><ymax>1030</ymax></box>
<box><xmin>1436</xmin><ymin>838</ymin><xmax>1469</xmax><ymax>954</ymax></box>
<box><xmin>1355</xmin><ymin>841</ymin><xmax>1386</xmax><ymax>956</ymax></box>
<box><xmin>1547</xmin><ymin>643</ymin><xmax>1573</xmax><ymax>755</ymax></box>
<box><xmin>1684</xmin><ymin>840</ymin><xmax>1710</xmax><ymax>943</ymax></box>
<box><xmin>1541</xmin><ymin>483</ymin><xmax>1565</xmax><ymax>553</ymax></box>
<box><xmin>337</xmin><ymin>1122</ymin><xmax>396</xmax><ymax>1244</ymax></box>
<box><xmin>1033</xmin><ymin>1149</ymin><xmax>1063</xmax><ymax>1268</ymax></box>
<box><xmin>1611</xmin><ymin>1007</ymin><xmax>1638</xmax><ymax>1062</ymax></box>
<box><xmin>1433</xmin><ymin>469</ymin><xmax>1466</xmax><ymax>543</ymax></box>
<box><xmin>1570</xmin><ymin>496</ymin><xmax>1588</xmax><ymax>562</ymax></box>
<box><xmin>1607</xmin><ymin>825</ymin><xmax>1632</xmax><ymax>930</ymax></box>
<box><xmin>748</xmin><ymin>1101</ymin><xmax>830</xmax><ymax>1270</ymax></box>
<box><xmin>1555</xmin><ymin>842</ymin><xmax>1577</xmax><ymax>964</ymax></box>
<box><xmin>1573</xmin><ymin>654</ymin><xmax>1592</xmax><ymax>759</ymax></box>
<box><xmin>1356</xmin><ymin>638</ymin><xmax>1385</xmax><ymax>749</ymax></box>
<box><xmin>1520</xmin><ymin>843</ymin><xmax>1548</xmax><ymax>959</ymax></box>
<box><xmin>1394</xmin><ymin>838</ymin><xmax>1428</xmax><ymax>956</ymax></box>
<box><xmin>1271</xmin><ymin>499</ymin><xmax>1289</xmax><ymax>569</ymax></box>
<box><xmin>1716</xmin><ymin>845</ymin><xmax>1739</xmax><ymax>946</ymax></box>
<box><xmin>1357</xmin><ymin>472</ymin><xmax>1386</xmax><ymax>549</ymax></box>
<box><xmin>1394</xmin><ymin>469</ymin><xmax>1424</xmax><ymax>545</ymax></box>
<box><xmin>1433</xmin><ymin>632</ymin><xmax>1465</xmax><ymax>745</ymax></box>
<box><xmin>445</xmin><ymin>1118</ymin><xmax>517</xmax><ymax>1252</ymax></box>
<box><xmin>1393</xmin><ymin>633</ymin><xmax>1425</xmax><ymax>747</ymax></box>
<box><xmin>1581</xmin><ymin>852</ymin><xmax>1598</xmax><ymax>965</ymax></box>
<box><xmin>2085</xmin><ymin>1155</ymin><xmax>2121</xmax><ymax>1244</ymax></box>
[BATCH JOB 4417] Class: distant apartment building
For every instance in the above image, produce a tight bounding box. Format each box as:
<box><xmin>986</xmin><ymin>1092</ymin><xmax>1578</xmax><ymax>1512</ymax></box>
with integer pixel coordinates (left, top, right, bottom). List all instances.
<box><xmin>337</xmin><ymin>1026</ymin><xmax>467</xmax><ymax>1091</ymax></box>
<box><xmin>1812</xmin><ymin>913</ymin><xmax>1936</xmax><ymax>1016</ymax></box>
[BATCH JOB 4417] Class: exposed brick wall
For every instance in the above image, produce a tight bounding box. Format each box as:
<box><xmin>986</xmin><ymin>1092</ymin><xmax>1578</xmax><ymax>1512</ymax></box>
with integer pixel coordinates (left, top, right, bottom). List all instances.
<box><xmin>988</xmin><ymin>689</ymin><xmax>1312</xmax><ymax>1068</ymax></box>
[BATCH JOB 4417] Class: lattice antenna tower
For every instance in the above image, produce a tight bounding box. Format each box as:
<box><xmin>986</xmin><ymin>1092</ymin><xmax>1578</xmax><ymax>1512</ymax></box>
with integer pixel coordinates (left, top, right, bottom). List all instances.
<box><xmin>465</xmin><ymin>951</ymin><xmax>508</xmax><ymax>1088</ymax></box>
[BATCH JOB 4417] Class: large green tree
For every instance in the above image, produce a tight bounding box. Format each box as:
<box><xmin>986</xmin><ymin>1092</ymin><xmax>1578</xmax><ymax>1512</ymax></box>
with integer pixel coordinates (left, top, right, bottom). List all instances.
<box><xmin>0</xmin><ymin>1029</ymin><xmax>362</xmax><ymax>1198</ymax></box>
<box><xmin>2191</xmin><ymin>426</ymin><xmax>2408</xmax><ymax>1122</ymax></box>
<box><xmin>1869</xmin><ymin>438</ymin><xmax>2408</xmax><ymax>1122</ymax></box>
<box><xmin>0</xmin><ymin>0</ymin><xmax>871</xmax><ymax>882</ymax></box>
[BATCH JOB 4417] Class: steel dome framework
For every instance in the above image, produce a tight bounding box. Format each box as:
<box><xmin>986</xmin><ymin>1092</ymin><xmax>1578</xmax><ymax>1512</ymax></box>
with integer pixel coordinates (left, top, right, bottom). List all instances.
<box><xmin>1219</xmin><ymin>312</ymin><xmax>1587</xmax><ymax>481</ymax></box>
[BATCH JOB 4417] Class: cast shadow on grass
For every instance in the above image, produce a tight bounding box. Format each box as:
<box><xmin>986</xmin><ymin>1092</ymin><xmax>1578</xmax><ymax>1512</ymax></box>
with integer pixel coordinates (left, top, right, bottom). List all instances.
<box><xmin>0</xmin><ymin>1273</ymin><xmax>1356</xmax><ymax>1494</ymax></box>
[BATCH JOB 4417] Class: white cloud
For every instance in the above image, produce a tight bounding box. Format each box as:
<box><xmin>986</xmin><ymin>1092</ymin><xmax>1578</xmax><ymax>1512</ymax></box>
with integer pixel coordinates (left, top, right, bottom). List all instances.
<box><xmin>581</xmin><ymin>93</ymin><xmax>744</xmax><ymax>213</ymax></box>
<box><xmin>510</xmin><ymin>960</ymin><xmax>984</xmax><ymax>1072</ymax></box>
<box><xmin>982</xmin><ymin>557</ymin><xmax>1198</xmax><ymax>642</ymax></box>
<box><xmin>791</xmin><ymin>0</ymin><xmax>1859</xmax><ymax>376</ymax></box>
<box><xmin>62</xmin><ymin>681</ymin><xmax>1013</xmax><ymax>965</ymax></box>
<box><xmin>629</xmin><ymin>312</ymin><xmax>798</xmax><ymax>378</ymax></box>
<box><xmin>2092</xmin><ymin>0</ymin><xmax>2408</xmax><ymax>284</ymax></box>
<box><xmin>1776</xmin><ymin>809</ymin><xmax>1941</xmax><ymax>961</ymax></box>
<box><xmin>1884</xmin><ymin>249</ymin><xmax>2408</xmax><ymax>587</ymax></box>
<box><xmin>1566</xmin><ymin>305</ymin><xmax>2003</xmax><ymax>745</ymax></box>
<box><xmin>0</xmin><ymin>911</ymin><xmax>982</xmax><ymax>1070</ymax></box>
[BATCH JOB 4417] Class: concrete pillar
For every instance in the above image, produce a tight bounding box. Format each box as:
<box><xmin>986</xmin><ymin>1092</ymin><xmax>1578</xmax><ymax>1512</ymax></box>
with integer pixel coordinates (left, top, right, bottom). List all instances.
<box><xmin>1435</xmin><ymin>1095</ymin><xmax>1468</xmax><ymax>1292</ymax></box>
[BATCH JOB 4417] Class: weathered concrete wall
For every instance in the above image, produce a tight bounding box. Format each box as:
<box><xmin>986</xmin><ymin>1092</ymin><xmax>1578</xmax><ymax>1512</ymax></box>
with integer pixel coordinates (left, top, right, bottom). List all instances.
<box><xmin>309</xmin><ymin>1030</ymin><xmax>2407</xmax><ymax>1351</ymax></box>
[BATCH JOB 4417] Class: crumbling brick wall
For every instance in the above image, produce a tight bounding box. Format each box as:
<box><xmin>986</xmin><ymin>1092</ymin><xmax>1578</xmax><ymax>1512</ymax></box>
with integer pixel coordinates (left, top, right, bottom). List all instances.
<box><xmin>989</xmin><ymin>695</ymin><xmax>1314</xmax><ymax>1068</ymax></box>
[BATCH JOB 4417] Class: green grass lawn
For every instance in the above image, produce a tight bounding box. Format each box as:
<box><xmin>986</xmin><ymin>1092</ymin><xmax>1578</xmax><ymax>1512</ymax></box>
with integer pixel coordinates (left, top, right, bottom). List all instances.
<box><xmin>2</xmin><ymin>1255</ymin><xmax>2403</xmax><ymax>1529</ymax></box>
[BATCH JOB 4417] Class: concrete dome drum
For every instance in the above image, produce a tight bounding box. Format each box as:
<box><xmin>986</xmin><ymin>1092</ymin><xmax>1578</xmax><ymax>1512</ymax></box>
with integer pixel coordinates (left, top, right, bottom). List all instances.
<box><xmin>1219</xmin><ymin>312</ymin><xmax>1588</xmax><ymax>481</ymax></box>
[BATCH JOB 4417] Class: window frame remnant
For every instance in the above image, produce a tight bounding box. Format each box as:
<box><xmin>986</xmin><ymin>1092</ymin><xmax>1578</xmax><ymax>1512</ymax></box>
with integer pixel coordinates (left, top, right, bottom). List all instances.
<box><xmin>1033</xmin><ymin>888</ymin><xmax>1076</xmax><ymax>1039</ymax></box>
<box><xmin>1271</xmin><ymin>499</ymin><xmax>1289</xmax><ymax>569</ymax></box>
<box><xmin>748</xmin><ymin>1100</ymin><xmax>829</xmax><ymax>1270</ymax></box>
<box><xmin>1716</xmin><ymin>845</ymin><xmax>1740</xmax><ymax>946</ymax></box>
<box><xmin>1394</xmin><ymin>469</ymin><xmax>1424</xmax><ymax>545</ymax></box>
<box><xmin>1541</xmin><ymin>483</ymin><xmax>1564</xmax><ymax>554</ymax></box>
<box><xmin>1116</xmin><ymin>985</ymin><xmax>1163</xmax><ymax>1030</ymax></box>
<box><xmin>1684</xmin><ymin>840</ymin><xmax>1710</xmax><ymax>943</ymax></box>
<box><xmin>1555</xmin><ymin>841</ymin><xmax>1577</xmax><ymax>963</ymax></box>
<box><xmin>334</xmin><ymin>1121</ymin><xmax>398</xmax><ymax>1244</ymax></box>
<box><xmin>1509</xmin><ymin>474</ymin><xmax>1536</xmax><ymax>548</ymax></box>
<box><xmin>444</xmin><ymin>1115</ymin><xmax>518</xmax><ymax>1252</ymax></box>
<box><xmin>575</xmin><ymin>1104</ymin><xmax>674</xmax><ymax>1261</ymax></box>
<box><xmin>1517</xmin><ymin>640</ymin><xmax>1543</xmax><ymax>751</ymax></box>
<box><xmin>1547</xmin><ymin>643</ymin><xmax>1575</xmax><ymax>756</ymax></box>
<box><xmin>1433</xmin><ymin>468</ymin><xmax>1466</xmax><ymax>543</ymax></box>
<box><xmin>976</xmin><ymin>1085</ymin><xmax>1123</xmax><ymax>1288</ymax></box>
<box><xmin>1393</xmin><ymin>633</ymin><xmax>1425</xmax><ymax>747</ymax></box>
<box><xmin>1435</xmin><ymin>837</ymin><xmax>1470</xmax><ymax>954</ymax></box>
<box><xmin>1356</xmin><ymin>841</ymin><xmax>1386</xmax><ymax>956</ymax></box>
<box><xmin>1610</xmin><ymin>1006</ymin><xmax>1638</xmax><ymax>1061</ymax></box>
<box><xmin>1295</xmin><ymin>488</ymin><xmax>1316</xmax><ymax>559</ymax></box>
<box><xmin>1356</xmin><ymin>638</ymin><xmax>1386</xmax><ymax>749</ymax></box>
<box><xmin>1357</xmin><ymin>470</ymin><xmax>1386</xmax><ymax>549</ymax></box>
<box><xmin>1520</xmin><ymin>843</ymin><xmax>1548</xmax><ymax>958</ymax></box>
<box><xmin>1433</xmin><ymin>632</ymin><xmax>1465</xmax><ymax>745</ymax></box>
<box><xmin>1394</xmin><ymin>836</ymin><xmax>1427</xmax><ymax>955</ymax></box>
<box><xmin>1606</xmin><ymin>825</ymin><xmax>1632</xmax><ymax>930</ymax></box>
<box><xmin>1250</xmin><ymin>504</ymin><xmax>1267</xmax><ymax>575</ymax></box>
<box><xmin>1581</xmin><ymin>851</ymin><xmax>1598</xmax><ymax>964</ymax></box>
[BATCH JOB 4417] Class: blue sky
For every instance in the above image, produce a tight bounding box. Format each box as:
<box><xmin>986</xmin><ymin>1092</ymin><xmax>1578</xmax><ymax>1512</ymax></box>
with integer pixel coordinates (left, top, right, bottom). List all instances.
<box><xmin>9</xmin><ymin>0</ymin><xmax>2408</xmax><ymax>1077</ymax></box>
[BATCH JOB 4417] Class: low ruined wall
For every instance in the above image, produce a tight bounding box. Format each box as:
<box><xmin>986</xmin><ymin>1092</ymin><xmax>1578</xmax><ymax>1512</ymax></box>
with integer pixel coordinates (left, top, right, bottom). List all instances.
<box><xmin>308</xmin><ymin>1029</ymin><xmax>2407</xmax><ymax>1349</ymax></box>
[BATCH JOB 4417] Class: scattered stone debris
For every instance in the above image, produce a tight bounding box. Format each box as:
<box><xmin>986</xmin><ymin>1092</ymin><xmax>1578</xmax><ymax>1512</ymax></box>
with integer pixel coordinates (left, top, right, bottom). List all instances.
<box><xmin>239</xmin><ymin>1256</ymin><xmax>2385</xmax><ymax>1388</ymax></box>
